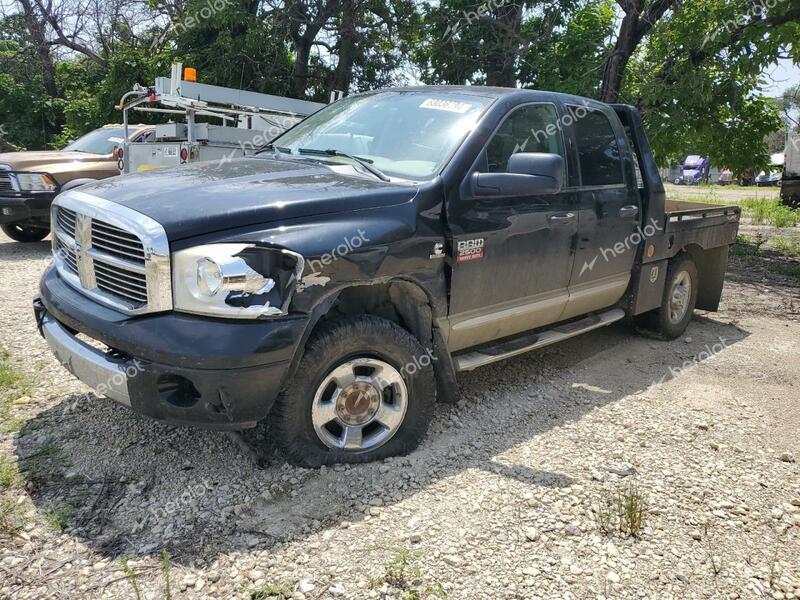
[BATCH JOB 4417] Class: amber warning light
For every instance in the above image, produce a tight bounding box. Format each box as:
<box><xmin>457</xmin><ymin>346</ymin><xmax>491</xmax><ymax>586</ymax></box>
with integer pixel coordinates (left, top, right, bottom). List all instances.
<box><xmin>183</xmin><ymin>67</ymin><xmax>197</xmax><ymax>82</ymax></box>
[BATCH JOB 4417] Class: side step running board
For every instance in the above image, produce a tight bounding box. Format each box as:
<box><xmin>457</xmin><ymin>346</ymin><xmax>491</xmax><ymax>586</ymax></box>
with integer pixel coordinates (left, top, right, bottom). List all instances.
<box><xmin>453</xmin><ymin>308</ymin><xmax>626</xmax><ymax>372</ymax></box>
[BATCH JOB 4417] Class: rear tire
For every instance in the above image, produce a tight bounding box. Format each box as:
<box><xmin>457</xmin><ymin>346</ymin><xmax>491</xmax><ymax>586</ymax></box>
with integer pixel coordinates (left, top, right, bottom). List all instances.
<box><xmin>636</xmin><ymin>255</ymin><xmax>698</xmax><ymax>340</ymax></box>
<box><xmin>273</xmin><ymin>315</ymin><xmax>436</xmax><ymax>467</ymax></box>
<box><xmin>1</xmin><ymin>223</ymin><xmax>49</xmax><ymax>242</ymax></box>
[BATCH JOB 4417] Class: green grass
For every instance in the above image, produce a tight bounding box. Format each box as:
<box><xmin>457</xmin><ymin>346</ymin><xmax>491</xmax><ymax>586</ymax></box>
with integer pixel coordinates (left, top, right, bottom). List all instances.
<box><xmin>0</xmin><ymin>351</ymin><xmax>24</xmax><ymax>390</ymax></box>
<box><xmin>769</xmin><ymin>263</ymin><xmax>800</xmax><ymax>279</ymax></box>
<box><xmin>250</xmin><ymin>582</ymin><xmax>294</xmax><ymax>599</ymax></box>
<box><xmin>0</xmin><ymin>350</ymin><xmax>31</xmax><ymax>434</ymax></box>
<box><xmin>771</xmin><ymin>236</ymin><xmax>800</xmax><ymax>257</ymax></box>
<box><xmin>740</xmin><ymin>198</ymin><xmax>800</xmax><ymax>228</ymax></box>
<box><xmin>44</xmin><ymin>502</ymin><xmax>75</xmax><ymax>532</ymax></box>
<box><xmin>0</xmin><ymin>456</ymin><xmax>22</xmax><ymax>488</ymax></box>
<box><xmin>597</xmin><ymin>482</ymin><xmax>648</xmax><ymax>537</ymax></box>
<box><xmin>18</xmin><ymin>440</ymin><xmax>67</xmax><ymax>482</ymax></box>
<box><xmin>0</xmin><ymin>496</ymin><xmax>25</xmax><ymax>534</ymax></box>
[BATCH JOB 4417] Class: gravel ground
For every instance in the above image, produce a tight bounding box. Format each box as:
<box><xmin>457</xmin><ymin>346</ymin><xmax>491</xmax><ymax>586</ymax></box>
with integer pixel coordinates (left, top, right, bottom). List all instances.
<box><xmin>1</xmin><ymin>222</ymin><xmax>799</xmax><ymax>599</ymax></box>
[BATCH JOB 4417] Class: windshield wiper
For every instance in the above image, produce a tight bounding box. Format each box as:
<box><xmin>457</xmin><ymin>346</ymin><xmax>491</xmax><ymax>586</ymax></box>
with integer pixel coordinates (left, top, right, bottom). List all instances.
<box><xmin>297</xmin><ymin>148</ymin><xmax>390</xmax><ymax>182</ymax></box>
<box><xmin>254</xmin><ymin>143</ymin><xmax>292</xmax><ymax>155</ymax></box>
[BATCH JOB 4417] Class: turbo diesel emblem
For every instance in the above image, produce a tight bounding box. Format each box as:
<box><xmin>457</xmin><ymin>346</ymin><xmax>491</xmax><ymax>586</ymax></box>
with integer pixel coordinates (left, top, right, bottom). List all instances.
<box><xmin>456</xmin><ymin>238</ymin><xmax>484</xmax><ymax>262</ymax></box>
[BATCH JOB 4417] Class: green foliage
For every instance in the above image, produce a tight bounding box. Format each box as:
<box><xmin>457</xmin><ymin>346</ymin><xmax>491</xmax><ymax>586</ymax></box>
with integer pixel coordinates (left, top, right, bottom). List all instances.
<box><xmin>740</xmin><ymin>198</ymin><xmax>800</xmax><ymax>228</ymax></box>
<box><xmin>0</xmin><ymin>0</ymin><xmax>793</xmax><ymax>163</ymax></box>
<box><xmin>626</xmin><ymin>0</ymin><xmax>788</xmax><ymax>172</ymax></box>
<box><xmin>520</xmin><ymin>0</ymin><xmax>616</xmax><ymax>97</ymax></box>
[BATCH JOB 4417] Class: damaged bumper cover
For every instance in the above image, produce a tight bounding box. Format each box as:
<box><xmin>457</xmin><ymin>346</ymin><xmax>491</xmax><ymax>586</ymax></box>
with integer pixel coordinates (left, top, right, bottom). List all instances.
<box><xmin>35</xmin><ymin>265</ymin><xmax>308</xmax><ymax>429</ymax></box>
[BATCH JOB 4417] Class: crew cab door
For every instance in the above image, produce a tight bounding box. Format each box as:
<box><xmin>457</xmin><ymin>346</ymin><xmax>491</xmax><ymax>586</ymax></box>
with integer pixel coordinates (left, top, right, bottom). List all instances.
<box><xmin>445</xmin><ymin>102</ymin><xmax>577</xmax><ymax>352</ymax></box>
<box><xmin>562</xmin><ymin>105</ymin><xmax>641</xmax><ymax>320</ymax></box>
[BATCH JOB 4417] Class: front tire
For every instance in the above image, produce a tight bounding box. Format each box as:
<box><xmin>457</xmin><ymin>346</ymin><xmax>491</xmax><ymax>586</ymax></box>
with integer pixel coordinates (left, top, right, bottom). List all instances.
<box><xmin>636</xmin><ymin>255</ymin><xmax>698</xmax><ymax>340</ymax></box>
<box><xmin>273</xmin><ymin>315</ymin><xmax>436</xmax><ymax>467</ymax></box>
<box><xmin>1</xmin><ymin>223</ymin><xmax>49</xmax><ymax>242</ymax></box>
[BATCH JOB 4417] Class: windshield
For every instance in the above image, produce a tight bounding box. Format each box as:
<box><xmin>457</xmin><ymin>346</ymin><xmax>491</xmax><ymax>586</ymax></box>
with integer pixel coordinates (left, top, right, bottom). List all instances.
<box><xmin>270</xmin><ymin>91</ymin><xmax>492</xmax><ymax>180</ymax></box>
<box><xmin>683</xmin><ymin>156</ymin><xmax>704</xmax><ymax>168</ymax></box>
<box><xmin>64</xmin><ymin>128</ymin><xmax>127</xmax><ymax>155</ymax></box>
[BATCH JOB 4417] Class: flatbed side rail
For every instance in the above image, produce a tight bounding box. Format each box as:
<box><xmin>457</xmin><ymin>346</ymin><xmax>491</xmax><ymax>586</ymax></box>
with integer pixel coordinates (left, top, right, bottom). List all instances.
<box><xmin>666</xmin><ymin>204</ymin><xmax>741</xmax><ymax>223</ymax></box>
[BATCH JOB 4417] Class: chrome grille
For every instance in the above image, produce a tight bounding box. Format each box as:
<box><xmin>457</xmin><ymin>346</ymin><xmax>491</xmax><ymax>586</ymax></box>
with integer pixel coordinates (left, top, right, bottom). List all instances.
<box><xmin>56</xmin><ymin>207</ymin><xmax>77</xmax><ymax>238</ymax></box>
<box><xmin>54</xmin><ymin>236</ymin><xmax>79</xmax><ymax>276</ymax></box>
<box><xmin>0</xmin><ymin>174</ymin><xmax>13</xmax><ymax>192</ymax></box>
<box><xmin>91</xmin><ymin>220</ymin><xmax>146</xmax><ymax>264</ymax></box>
<box><xmin>51</xmin><ymin>191</ymin><xmax>172</xmax><ymax>315</ymax></box>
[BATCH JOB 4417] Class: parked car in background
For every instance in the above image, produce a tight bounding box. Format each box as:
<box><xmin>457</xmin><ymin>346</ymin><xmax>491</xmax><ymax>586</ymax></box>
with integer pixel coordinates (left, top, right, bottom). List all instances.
<box><xmin>0</xmin><ymin>125</ymin><xmax>153</xmax><ymax>242</ymax></box>
<box><xmin>674</xmin><ymin>155</ymin><xmax>710</xmax><ymax>185</ymax></box>
<box><xmin>756</xmin><ymin>152</ymin><xmax>784</xmax><ymax>187</ymax></box>
<box><xmin>782</xmin><ymin>134</ymin><xmax>800</xmax><ymax>208</ymax></box>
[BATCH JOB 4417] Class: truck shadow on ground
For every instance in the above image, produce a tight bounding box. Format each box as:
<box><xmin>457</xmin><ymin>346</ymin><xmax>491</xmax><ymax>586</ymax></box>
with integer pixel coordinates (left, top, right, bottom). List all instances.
<box><xmin>14</xmin><ymin>314</ymin><xmax>749</xmax><ymax>565</ymax></box>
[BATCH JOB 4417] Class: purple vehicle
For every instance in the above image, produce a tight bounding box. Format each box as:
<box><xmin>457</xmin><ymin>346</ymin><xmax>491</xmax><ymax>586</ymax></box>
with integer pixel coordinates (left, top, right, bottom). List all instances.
<box><xmin>675</xmin><ymin>155</ymin><xmax>710</xmax><ymax>185</ymax></box>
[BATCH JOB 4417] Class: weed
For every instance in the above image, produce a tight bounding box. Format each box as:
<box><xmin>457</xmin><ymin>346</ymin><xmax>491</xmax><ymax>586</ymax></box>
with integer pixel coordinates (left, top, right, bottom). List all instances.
<box><xmin>596</xmin><ymin>481</ymin><xmax>648</xmax><ymax>537</ymax></box>
<box><xmin>771</xmin><ymin>236</ymin><xmax>800</xmax><ymax>257</ymax></box>
<box><xmin>0</xmin><ymin>350</ymin><xmax>24</xmax><ymax>390</ymax></box>
<box><xmin>703</xmin><ymin>524</ymin><xmax>723</xmax><ymax>576</ymax></box>
<box><xmin>371</xmin><ymin>548</ymin><xmax>447</xmax><ymax>598</ymax></box>
<box><xmin>121</xmin><ymin>558</ymin><xmax>142</xmax><ymax>600</ymax></box>
<box><xmin>0</xmin><ymin>456</ymin><xmax>22</xmax><ymax>488</ymax></box>
<box><xmin>740</xmin><ymin>198</ymin><xmax>800</xmax><ymax>227</ymax></box>
<box><xmin>162</xmin><ymin>548</ymin><xmax>172</xmax><ymax>600</ymax></box>
<box><xmin>769</xmin><ymin>262</ymin><xmax>800</xmax><ymax>279</ymax></box>
<box><xmin>731</xmin><ymin>233</ymin><xmax>767</xmax><ymax>256</ymax></box>
<box><xmin>250</xmin><ymin>581</ymin><xmax>294</xmax><ymax>599</ymax></box>
<box><xmin>18</xmin><ymin>440</ymin><xmax>66</xmax><ymax>481</ymax></box>
<box><xmin>0</xmin><ymin>496</ymin><xmax>25</xmax><ymax>534</ymax></box>
<box><xmin>44</xmin><ymin>502</ymin><xmax>75</xmax><ymax>532</ymax></box>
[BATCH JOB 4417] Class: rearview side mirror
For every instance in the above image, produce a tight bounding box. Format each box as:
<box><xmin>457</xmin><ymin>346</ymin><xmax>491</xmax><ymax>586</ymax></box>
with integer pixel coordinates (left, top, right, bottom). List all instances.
<box><xmin>472</xmin><ymin>152</ymin><xmax>564</xmax><ymax>198</ymax></box>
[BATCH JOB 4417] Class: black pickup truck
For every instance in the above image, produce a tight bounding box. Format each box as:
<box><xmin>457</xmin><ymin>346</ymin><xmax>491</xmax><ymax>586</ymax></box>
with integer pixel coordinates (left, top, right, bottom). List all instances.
<box><xmin>33</xmin><ymin>87</ymin><xmax>740</xmax><ymax>466</ymax></box>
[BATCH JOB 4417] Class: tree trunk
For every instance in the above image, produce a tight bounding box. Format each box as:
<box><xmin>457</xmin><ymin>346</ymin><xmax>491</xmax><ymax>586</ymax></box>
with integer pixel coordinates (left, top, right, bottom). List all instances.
<box><xmin>292</xmin><ymin>38</ymin><xmax>313</xmax><ymax>98</ymax></box>
<box><xmin>17</xmin><ymin>0</ymin><xmax>58</xmax><ymax>98</ymax></box>
<box><xmin>599</xmin><ymin>0</ymin><xmax>676</xmax><ymax>103</ymax></box>
<box><xmin>599</xmin><ymin>10</ymin><xmax>640</xmax><ymax>103</ymax></box>
<box><xmin>330</xmin><ymin>0</ymin><xmax>356</xmax><ymax>93</ymax></box>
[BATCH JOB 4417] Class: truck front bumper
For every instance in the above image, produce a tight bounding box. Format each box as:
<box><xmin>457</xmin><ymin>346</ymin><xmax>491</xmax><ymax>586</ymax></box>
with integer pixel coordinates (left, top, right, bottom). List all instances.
<box><xmin>0</xmin><ymin>192</ymin><xmax>55</xmax><ymax>224</ymax></box>
<box><xmin>35</xmin><ymin>266</ymin><xmax>309</xmax><ymax>430</ymax></box>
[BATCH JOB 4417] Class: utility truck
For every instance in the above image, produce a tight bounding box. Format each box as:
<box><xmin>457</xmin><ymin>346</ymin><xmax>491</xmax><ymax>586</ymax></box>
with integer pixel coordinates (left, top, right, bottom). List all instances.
<box><xmin>35</xmin><ymin>87</ymin><xmax>740</xmax><ymax>466</ymax></box>
<box><xmin>118</xmin><ymin>63</ymin><xmax>325</xmax><ymax>173</ymax></box>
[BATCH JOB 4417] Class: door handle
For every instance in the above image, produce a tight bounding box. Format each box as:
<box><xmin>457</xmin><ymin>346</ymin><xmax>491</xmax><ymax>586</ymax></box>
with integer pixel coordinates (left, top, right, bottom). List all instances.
<box><xmin>619</xmin><ymin>205</ymin><xmax>639</xmax><ymax>218</ymax></box>
<box><xmin>549</xmin><ymin>212</ymin><xmax>575</xmax><ymax>225</ymax></box>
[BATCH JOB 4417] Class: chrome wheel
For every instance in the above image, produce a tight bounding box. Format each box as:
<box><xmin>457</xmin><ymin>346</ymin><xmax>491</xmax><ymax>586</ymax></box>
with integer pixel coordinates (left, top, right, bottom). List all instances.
<box><xmin>311</xmin><ymin>358</ymin><xmax>408</xmax><ymax>452</ymax></box>
<box><xmin>668</xmin><ymin>270</ymin><xmax>692</xmax><ymax>324</ymax></box>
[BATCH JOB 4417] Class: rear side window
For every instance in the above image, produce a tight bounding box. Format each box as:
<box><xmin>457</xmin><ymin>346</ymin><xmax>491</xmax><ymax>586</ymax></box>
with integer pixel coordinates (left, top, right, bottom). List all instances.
<box><xmin>571</xmin><ymin>107</ymin><xmax>623</xmax><ymax>186</ymax></box>
<box><xmin>486</xmin><ymin>104</ymin><xmax>565</xmax><ymax>174</ymax></box>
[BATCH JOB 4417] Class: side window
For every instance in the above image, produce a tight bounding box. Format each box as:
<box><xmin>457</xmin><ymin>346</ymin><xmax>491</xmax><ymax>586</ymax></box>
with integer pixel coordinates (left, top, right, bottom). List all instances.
<box><xmin>486</xmin><ymin>104</ymin><xmax>564</xmax><ymax>173</ymax></box>
<box><xmin>571</xmin><ymin>107</ymin><xmax>623</xmax><ymax>186</ymax></box>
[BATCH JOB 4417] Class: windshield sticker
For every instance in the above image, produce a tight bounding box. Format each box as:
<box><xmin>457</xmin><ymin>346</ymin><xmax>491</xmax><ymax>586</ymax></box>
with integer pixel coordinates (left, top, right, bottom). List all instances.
<box><xmin>107</xmin><ymin>137</ymin><xmax>124</xmax><ymax>143</ymax></box>
<box><xmin>419</xmin><ymin>98</ymin><xmax>474</xmax><ymax>114</ymax></box>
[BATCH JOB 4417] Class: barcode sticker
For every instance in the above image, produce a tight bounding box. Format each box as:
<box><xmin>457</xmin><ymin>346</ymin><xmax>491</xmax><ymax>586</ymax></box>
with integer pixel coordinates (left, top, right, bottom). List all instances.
<box><xmin>419</xmin><ymin>98</ymin><xmax>473</xmax><ymax>113</ymax></box>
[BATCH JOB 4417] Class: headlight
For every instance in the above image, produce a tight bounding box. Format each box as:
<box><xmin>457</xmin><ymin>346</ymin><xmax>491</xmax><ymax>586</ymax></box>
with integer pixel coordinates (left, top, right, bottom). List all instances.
<box><xmin>17</xmin><ymin>173</ymin><xmax>57</xmax><ymax>192</ymax></box>
<box><xmin>172</xmin><ymin>243</ymin><xmax>304</xmax><ymax>318</ymax></box>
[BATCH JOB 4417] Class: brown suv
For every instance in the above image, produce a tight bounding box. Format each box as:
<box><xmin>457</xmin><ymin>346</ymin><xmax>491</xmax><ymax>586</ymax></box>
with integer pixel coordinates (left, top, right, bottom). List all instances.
<box><xmin>0</xmin><ymin>124</ymin><xmax>153</xmax><ymax>242</ymax></box>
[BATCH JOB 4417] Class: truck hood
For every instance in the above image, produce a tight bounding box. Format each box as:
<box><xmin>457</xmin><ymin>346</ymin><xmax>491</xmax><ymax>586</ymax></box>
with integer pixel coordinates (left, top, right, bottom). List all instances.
<box><xmin>0</xmin><ymin>150</ymin><xmax>105</xmax><ymax>171</ymax></box>
<box><xmin>71</xmin><ymin>157</ymin><xmax>419</xmax><ymax>240</ymax></box>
